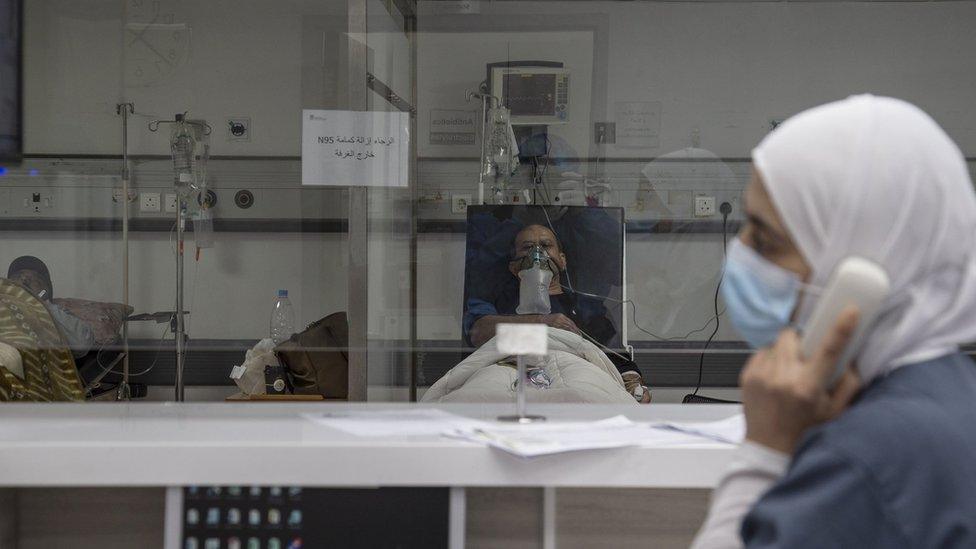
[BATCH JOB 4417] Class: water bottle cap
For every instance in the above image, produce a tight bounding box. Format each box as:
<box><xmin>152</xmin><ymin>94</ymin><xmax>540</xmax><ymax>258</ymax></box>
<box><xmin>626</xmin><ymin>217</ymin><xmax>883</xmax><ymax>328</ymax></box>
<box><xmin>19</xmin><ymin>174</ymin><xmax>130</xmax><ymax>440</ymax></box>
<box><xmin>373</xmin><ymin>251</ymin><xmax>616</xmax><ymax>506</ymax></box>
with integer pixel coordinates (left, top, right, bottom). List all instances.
<box><xmin>277</xmin><ymin>289</ymin><xmax>288</xmax><ymax>297</ymax></box>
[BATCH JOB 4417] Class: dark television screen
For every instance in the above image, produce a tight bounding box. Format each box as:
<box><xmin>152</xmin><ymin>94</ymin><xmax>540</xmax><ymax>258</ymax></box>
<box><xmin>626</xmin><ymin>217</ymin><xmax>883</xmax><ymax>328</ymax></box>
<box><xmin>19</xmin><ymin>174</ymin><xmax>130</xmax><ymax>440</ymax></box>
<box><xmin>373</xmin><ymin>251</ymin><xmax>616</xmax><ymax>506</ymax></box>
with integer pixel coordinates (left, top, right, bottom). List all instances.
<box><xmin>0</xmin><ymin>0</ymin><xmax>22</xmax><ymax>163</ymax></box>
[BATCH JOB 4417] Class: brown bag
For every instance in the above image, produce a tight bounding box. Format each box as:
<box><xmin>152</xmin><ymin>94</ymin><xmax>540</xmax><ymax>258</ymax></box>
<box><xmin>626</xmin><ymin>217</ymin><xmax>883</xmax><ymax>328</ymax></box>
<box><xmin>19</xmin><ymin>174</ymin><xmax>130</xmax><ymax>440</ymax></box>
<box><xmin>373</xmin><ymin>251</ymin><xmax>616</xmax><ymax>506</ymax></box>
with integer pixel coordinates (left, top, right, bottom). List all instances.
<box><xmin>274</xmin><ymin>312</ymin><xmax>349</xmax><ymax>399</ymax></box>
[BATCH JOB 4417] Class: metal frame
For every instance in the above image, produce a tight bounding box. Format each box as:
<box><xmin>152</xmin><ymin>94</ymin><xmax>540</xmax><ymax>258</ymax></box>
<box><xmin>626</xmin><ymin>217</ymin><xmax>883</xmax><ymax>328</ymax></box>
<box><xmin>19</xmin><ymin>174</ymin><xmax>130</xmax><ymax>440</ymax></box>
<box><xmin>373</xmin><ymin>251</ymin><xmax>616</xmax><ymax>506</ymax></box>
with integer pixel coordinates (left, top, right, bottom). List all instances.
<box><xmin>0</xmin><ymin>0</ymin><xmax>23</xmax><ymax>163</ymax></box>
<box><xmin>115</xmin><ymin>103</ymin><xmax>134</xmax><ymax>399</ymax></box>
<box><xmin>344</xmin><ymin>0</ymin><xmax>370</xmax><ymax>402</ymax></box>
<box><xmin>345</xmin><ymin>0</ymin><xmax>420</xmax><ymax>401</ymax></box>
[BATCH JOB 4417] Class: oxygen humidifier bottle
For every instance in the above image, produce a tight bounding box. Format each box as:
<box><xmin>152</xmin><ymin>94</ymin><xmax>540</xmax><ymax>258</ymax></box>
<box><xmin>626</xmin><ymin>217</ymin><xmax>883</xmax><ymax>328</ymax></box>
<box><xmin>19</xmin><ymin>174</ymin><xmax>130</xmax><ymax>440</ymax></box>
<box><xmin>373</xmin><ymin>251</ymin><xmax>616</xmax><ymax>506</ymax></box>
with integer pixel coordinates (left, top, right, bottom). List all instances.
<box><xmin>270</xmin><ymin>289</ymin><xmax>296</xmax><ymax>345</ymax></box>
<box><xmin>171</xmin><ymin>114</ymin><xmax>196</xmax><ymax>194</ymax></box>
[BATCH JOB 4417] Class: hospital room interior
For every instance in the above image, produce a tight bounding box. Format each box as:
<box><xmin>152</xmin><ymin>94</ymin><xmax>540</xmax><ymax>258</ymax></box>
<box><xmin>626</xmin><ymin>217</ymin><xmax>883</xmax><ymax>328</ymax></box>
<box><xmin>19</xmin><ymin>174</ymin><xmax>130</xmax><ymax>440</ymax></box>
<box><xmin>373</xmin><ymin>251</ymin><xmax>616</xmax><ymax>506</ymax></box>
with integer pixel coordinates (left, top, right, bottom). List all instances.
<box><xmin>2</xmin><ymin>0</ymin><xmax>976</xmax><ymax>548</ymax></box>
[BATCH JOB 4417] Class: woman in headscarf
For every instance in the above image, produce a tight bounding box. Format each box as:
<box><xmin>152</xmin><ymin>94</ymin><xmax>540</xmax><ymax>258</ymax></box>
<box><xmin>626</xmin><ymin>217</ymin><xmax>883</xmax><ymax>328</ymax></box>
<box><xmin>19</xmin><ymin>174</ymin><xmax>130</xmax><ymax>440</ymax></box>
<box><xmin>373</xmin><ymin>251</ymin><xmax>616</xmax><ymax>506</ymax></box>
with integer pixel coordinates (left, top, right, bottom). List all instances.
<box><xmin>692</xmin><ymin>95</ymin><xmax>976</xmax><ymax>548</ymax></box>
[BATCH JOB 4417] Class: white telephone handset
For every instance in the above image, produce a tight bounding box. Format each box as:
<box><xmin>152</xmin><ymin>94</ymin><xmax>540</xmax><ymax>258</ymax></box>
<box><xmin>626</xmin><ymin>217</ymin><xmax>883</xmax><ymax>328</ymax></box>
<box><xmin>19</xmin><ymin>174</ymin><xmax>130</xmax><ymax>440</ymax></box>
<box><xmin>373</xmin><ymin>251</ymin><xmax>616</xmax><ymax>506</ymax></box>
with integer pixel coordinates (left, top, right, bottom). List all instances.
<box><xmin>799</xmin><ymin>257</ymin><xmax>890</xmax><ymax>387</ymax></box>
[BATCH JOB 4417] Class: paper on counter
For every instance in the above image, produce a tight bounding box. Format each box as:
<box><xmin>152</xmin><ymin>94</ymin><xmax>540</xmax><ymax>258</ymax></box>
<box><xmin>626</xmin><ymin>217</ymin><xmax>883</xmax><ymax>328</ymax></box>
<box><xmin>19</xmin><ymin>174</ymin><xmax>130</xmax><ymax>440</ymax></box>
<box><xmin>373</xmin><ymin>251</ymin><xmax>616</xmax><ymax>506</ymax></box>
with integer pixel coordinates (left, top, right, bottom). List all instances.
<box><xmin>302</xmin><ymin>408</ymin><xmax>489</xmax><ymax>437</ymax></box>
<box><xmin>302</xmin><ymin>409</ymin><xmax>742</xmax><ymax>457</ymax></box>
<box><xmin>446</xmin><ymin>416</ymin><xmax>709</xmax><ymax>458</ymax></box>
<box><xmin>653</xmin><ymin>413</ymin><xmax>745</xmax><ymax>445</ymax></box>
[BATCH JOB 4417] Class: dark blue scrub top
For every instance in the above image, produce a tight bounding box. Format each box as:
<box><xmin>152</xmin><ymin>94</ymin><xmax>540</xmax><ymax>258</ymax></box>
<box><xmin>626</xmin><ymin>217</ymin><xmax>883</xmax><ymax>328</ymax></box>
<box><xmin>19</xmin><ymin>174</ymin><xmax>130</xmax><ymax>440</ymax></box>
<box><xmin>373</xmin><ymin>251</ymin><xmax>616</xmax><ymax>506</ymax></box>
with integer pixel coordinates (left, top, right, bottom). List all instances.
<box><xmin>742</xmin><ymin>352</ymin><xmax>976</xmax><ymax>548</ymax></box>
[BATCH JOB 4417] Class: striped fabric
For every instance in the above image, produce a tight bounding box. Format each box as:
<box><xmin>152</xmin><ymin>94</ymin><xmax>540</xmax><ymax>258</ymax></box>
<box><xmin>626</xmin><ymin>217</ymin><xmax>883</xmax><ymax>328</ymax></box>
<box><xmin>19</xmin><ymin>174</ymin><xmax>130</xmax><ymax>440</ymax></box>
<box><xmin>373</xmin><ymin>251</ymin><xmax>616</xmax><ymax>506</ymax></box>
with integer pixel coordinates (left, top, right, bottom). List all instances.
<box><xmin>0</xmin><ymin>278</ymin><xmax>84</xmax><ymax>402</ymax></box>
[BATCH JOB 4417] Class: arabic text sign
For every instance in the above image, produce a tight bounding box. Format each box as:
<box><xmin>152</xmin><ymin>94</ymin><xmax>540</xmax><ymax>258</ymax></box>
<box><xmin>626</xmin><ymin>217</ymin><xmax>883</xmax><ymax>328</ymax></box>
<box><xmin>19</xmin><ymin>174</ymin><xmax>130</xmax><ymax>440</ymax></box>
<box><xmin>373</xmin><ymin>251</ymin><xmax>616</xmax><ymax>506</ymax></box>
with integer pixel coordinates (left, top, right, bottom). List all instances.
<box><xmin>302</xmin><ymin>110</ymin><xmax>410</xmax><ymax>187</ymax></box>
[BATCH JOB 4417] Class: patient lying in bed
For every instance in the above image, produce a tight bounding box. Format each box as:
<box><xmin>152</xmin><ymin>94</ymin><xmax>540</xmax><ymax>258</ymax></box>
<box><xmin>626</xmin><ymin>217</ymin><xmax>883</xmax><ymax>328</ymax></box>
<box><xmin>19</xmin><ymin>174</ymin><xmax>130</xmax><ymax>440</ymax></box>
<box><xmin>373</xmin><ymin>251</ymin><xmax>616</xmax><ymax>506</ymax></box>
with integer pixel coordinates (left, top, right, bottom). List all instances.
<box><xmin>454</xmin><ymin>224</ymin><xmax>651</xmax><ymax>403</ymax></box>
<box><xmin>422</xmin><ymin>326</ymin><xmax>637</xmax><ymax>404</ymax></box>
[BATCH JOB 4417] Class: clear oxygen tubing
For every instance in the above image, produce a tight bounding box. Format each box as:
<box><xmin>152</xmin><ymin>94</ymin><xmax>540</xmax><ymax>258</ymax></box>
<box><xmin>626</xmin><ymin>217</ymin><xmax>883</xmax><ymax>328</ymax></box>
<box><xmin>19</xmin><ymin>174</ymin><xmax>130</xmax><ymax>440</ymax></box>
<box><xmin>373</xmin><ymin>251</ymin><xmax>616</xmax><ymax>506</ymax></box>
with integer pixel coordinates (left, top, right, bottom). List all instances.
<box><xmin>538</xmin><ymin>205</ymin><xmax>722</xmax><ymax>342</ymax></box>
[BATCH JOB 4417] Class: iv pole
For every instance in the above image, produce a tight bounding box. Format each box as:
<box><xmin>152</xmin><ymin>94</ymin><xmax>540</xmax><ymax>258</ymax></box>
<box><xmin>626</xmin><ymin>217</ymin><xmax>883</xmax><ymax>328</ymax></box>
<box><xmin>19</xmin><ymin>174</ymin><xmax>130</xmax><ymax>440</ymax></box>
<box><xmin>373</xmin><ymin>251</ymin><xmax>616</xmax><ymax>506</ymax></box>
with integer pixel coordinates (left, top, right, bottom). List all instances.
<box><xmin>149</xmin><ymin>114</ymin><xmax>211</xmax><ymax>402</ymax></box>
<box><xmin>115</xmin><ymin>103</ymin><xmax>134</xmax><ymax>400</ymax></box>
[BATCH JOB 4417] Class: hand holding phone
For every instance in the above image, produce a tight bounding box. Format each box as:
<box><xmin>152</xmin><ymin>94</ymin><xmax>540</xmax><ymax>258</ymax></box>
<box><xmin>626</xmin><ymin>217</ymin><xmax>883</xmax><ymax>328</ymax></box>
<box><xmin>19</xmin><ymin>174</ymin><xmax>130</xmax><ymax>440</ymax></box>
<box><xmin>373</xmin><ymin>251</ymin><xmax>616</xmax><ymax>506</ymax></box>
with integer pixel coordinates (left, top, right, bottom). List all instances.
<box><xmin>742</xmin><ymin>308</ymin><xmax>863</xmax><ymax>453</ymax></box>
<box><xmin>800</xmin><ymin>257</ymin><xmax>890</xmax><ymax>387</ymax></box>
<box><xmin>741</xmin><ymin>257</ymin><xmax>889</xmax><ymax>453</ymax></box>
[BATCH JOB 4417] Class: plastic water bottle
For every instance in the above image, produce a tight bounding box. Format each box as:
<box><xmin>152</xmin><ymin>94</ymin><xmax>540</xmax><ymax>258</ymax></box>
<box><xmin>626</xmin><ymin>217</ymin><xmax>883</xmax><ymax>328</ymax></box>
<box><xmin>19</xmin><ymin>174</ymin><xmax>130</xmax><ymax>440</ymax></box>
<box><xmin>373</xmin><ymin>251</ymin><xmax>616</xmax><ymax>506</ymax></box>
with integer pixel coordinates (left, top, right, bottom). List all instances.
<box><xmin>270</xmin><ymin>289</ymin><xmax>296</xmax><ymax>345</ymax></box>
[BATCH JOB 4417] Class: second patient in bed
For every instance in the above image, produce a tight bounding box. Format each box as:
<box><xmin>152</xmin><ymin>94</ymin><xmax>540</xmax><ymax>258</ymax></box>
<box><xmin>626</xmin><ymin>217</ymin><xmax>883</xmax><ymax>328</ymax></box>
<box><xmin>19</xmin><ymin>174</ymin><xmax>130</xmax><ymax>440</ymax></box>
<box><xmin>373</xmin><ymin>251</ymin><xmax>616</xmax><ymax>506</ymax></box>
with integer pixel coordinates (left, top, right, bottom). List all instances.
<box><xmin>7</xmin><ymin>256</ymin><xmax>95</xmax><ymax>358</ymax></box>
<box><xmin>465</xmin><ymin>224</ymin><xmax>651</xmax><ymax>402</ymax></box>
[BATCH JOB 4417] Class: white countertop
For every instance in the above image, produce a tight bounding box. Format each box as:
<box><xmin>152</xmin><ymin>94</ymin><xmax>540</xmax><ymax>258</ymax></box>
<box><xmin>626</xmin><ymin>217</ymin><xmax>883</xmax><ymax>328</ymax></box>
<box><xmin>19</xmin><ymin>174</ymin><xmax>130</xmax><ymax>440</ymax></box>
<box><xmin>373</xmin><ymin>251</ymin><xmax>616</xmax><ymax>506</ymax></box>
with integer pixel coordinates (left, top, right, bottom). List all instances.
<box><xmin>0</xmin><ymin>402</ymin><xmax>741</xmax><ymax>488</ymax></box>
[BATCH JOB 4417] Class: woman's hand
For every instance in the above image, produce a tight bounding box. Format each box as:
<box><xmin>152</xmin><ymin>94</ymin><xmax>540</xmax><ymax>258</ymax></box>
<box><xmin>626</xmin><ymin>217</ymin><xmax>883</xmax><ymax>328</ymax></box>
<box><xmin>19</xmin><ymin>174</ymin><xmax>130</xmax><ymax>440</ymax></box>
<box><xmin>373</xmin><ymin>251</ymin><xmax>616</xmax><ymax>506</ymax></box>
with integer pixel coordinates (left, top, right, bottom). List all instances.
<box><xmin>741</xmin><ymin>307</ymin><xmax>863</xmax><ymax>454</ymax></box>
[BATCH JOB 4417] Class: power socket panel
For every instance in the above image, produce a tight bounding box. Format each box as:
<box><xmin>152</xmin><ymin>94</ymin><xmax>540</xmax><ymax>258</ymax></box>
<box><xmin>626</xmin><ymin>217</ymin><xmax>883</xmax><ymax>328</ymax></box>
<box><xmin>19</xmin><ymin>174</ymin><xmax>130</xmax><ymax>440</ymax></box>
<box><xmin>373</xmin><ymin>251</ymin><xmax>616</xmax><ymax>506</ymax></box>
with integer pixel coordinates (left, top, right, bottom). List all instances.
<box><xmin>165</xmin><ymin>194</ymin><xmax>178</xmax><ymax>213</ymax></box>
<box><xmin>452</xmin><ymin>194</ymin><xmax>472</xmax><ymax>214</ymax></box>
<box><xmin>694</xmin><ymin>195</ymin><xmax>716</xmax><ymax>217</ymax></box>
<box><xmin>140</xmin><ymin>192</ymin><xmax>161</xmax><ymax>213</ymax></box>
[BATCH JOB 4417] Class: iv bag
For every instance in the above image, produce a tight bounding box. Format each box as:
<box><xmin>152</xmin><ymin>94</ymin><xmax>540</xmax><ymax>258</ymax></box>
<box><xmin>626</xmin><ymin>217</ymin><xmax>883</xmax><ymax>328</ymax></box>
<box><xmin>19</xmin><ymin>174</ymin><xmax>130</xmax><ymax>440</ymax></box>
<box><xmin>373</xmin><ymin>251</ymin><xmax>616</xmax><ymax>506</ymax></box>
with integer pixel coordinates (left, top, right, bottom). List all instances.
<box><xmin>171</xmin><ymin>117</ymin><xmax>196</xmax><ymax>195</ymax></box>
<box><xmin>170</xmin><ymin>116</ymin><xmax>211</xmax><ymax>196</ymax></box>
<box><xmin>193</xmin><ymin>208</ymin><xmax>215</xmax><ymax>250</ymax></box>
<box><xmin>483</xmin><ymin>106</ymin><xmax>519</xmax><ymax>180</ymax></box>
<box><xmin>516</xmin><ymin>265</ymin><xmax>553</xmax><ymax>315</ymax></box>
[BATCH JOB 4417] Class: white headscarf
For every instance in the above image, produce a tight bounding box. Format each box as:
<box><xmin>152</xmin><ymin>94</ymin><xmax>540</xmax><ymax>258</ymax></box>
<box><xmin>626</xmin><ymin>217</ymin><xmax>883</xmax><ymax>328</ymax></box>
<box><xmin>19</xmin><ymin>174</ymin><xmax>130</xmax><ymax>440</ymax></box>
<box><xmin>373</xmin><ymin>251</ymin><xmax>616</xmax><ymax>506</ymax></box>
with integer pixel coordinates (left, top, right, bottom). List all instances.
<box><xmin>753</xmin><ymin>95</ymin><xmax>976</xmax><ymax>382</ymax></box>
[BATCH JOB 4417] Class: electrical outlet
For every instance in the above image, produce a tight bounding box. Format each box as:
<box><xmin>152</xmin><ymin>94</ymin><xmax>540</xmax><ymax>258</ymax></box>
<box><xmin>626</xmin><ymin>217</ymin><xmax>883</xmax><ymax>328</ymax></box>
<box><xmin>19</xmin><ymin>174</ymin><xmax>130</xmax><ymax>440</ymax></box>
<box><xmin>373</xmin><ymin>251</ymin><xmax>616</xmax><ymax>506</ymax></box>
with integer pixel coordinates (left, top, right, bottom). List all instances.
<box><xmin>23</xmin><ymin>192</ymin><xmax>53</xmax><ymax>214</ymax></box>
<box><xmin>165</xmin><ymin>194</ymin><xmax>178</xmax><ymax>213</ymax></box>
<box><xmin>452</xmin><ymin>194</ymin><xmax>472</xmax><ymax>214</ymax></box>
<box><xmin>594</xmin><ymin>122</ymin><xmax>616</xmax><ymax>144</ymax></box>
<box><xmin>695</xmin><ymin>195</ymin><xmax>716</xmax><ymax>217</ymax></box>
<box><xmin>140</xmin><ymin>192</ymin><xmax>161</xmax><ymax>213</ymax></box>
<box><xmin>112</xmin><ymin>188</ymin><xmax>136</xmax><ymax>203</ymax></box>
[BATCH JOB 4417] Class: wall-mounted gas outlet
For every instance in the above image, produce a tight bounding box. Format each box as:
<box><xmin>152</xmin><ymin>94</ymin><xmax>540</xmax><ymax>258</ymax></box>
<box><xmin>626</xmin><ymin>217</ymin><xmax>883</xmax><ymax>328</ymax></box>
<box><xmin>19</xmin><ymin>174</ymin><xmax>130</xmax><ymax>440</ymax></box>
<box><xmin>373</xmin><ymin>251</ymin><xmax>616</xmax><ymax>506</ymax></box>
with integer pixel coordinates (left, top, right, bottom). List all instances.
<box><xmin>694</xmin><ymin>195</ymin><xmax>716</xmax><ymax>217</ymax></box>
<box><xmin>165</xmin><ymin>194</ymin><xmax>178</xmax><ymax>213</ymax></box>
<box><xmin>227</xmin><ymin>117</ymin><xmax>251</xmax><ymax>142</ymax></box>
<box><xmin>452</xmin><ymin>194</ymin><xmax>472</xmax><ymax>214</ymax></box>
<box><xmin>140</xmin><ymin>192</ymin><xmax>161</xmax><ymax>213</ymax></box>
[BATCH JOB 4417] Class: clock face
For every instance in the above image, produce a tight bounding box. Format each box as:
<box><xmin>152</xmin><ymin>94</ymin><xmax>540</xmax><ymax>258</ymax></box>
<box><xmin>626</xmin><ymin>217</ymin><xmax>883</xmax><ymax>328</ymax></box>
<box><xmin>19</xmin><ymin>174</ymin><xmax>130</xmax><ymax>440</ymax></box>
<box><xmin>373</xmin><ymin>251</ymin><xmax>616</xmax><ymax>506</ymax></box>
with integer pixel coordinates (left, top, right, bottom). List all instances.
<box><xmin>123</xmin><ymin>0</ymin><xmax>191</xmax><ymax>87</ymax></box>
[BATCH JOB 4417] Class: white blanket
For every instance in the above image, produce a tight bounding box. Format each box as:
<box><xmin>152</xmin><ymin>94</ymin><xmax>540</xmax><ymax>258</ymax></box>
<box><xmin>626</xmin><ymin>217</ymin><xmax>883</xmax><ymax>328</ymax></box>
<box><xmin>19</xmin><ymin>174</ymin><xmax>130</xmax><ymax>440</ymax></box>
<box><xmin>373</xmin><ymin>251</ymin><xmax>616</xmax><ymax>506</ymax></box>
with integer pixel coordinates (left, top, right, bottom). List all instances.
<box><xmin>422</xmin><ymin>327</ymin><xmax>637</xmax><ymax>405</ymax></box>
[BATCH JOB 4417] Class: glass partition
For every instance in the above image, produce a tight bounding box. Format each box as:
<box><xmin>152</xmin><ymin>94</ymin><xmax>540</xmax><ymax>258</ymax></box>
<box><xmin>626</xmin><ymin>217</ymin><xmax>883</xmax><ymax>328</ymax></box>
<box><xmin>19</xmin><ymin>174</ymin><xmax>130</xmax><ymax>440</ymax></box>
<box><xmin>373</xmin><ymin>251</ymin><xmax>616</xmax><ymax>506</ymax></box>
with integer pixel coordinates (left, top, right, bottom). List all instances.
<box><xmin>2</xmin><ymin>0</ymin><xmax>975</xmax><ymax>403</ymax></box>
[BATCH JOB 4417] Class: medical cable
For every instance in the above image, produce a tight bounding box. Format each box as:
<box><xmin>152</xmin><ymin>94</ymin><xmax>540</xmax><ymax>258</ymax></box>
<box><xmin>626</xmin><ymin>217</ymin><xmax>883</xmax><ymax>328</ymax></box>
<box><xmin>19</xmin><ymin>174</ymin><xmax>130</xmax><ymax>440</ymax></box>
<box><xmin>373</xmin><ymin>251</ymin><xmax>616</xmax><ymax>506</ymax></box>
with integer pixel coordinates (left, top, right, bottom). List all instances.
<box><xmin>689</xmin><ymin>203</ymin><xmax>732</xmax><ymax>398</ymax></box>
<box><xmin>182</xmin><ymin>253</ymin><xmax>201</xmax><ymax>367</ymax></box>
<box><xmin>538</xmin><ymin>135</ymin><xmax>553</xmax><ymax>204</ymax></box>
<box><xmin>541</xmin><ymin>205</ymin><xmax>724</xmax><ymax>340</ymax></box>
<box><xmin>95</xmin><ymin>323</ymin><xmax>170</xmax><ymax>378</ymax></box>
<box><xmin>560</xmin><ymin>284</ymin><xmax>724</xmax><ymax>342</ymax></box>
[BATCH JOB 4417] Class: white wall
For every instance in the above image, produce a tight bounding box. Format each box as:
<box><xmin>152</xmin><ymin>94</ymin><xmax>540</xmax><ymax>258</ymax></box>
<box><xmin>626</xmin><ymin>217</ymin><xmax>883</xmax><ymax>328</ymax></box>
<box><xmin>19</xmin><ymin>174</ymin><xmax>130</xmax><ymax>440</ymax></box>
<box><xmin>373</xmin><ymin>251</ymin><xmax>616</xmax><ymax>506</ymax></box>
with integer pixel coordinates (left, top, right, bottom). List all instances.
<box><xmin>23</xmin><ymin>0</ymin><xmax>344</xmax><ymax>156</ymax></box>
<box><xmin>7</xmin><ymin>0</ymin><xmax>976</xmax><ymax>354</ymax></box>
<box><xmin>416</xmin><ymin>1</ymin><xmax>976</xmax><ymax>158</ymax></box>
<box><xmin>417</xmin><ymin>30</ymin><xmax>595</xmax><ymax>158</ymax></box>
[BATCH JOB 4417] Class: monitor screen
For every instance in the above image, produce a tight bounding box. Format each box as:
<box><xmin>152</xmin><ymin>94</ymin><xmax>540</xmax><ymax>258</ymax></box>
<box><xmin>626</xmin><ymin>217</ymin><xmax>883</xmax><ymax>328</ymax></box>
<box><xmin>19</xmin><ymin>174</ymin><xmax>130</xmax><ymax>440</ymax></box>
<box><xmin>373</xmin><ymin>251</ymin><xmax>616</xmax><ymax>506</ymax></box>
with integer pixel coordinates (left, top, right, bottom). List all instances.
<box><xmin>503</xmin><ymin>73</ymin><xmax>556</xmax><ymax>117</ymax></box>
<box><xmin>0</xmin><ymin>0</ymin><xmax>22</xmax><ymax>163</ymax></box>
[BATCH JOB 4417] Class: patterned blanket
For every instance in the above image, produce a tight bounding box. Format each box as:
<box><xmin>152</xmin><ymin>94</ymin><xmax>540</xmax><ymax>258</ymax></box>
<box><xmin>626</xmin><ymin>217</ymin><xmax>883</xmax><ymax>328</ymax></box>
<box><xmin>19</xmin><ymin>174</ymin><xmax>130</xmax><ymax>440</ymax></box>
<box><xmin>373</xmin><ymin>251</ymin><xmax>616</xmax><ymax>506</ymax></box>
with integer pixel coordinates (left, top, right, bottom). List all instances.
<box><xmin>0</xmin><ymin>278</ymin><xmax>84</xmax><ymax>401</ymax></box>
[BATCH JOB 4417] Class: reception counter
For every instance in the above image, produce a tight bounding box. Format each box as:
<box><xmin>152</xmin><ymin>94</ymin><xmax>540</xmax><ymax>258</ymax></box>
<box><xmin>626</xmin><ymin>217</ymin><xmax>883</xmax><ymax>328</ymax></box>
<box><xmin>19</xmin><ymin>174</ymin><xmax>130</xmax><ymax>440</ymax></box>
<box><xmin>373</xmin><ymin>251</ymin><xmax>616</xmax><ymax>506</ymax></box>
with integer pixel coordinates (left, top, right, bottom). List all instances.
<box><xmin>0</xmin><ymin>403</ymin><xmax>741</xmax><ymax>548</ymax></box>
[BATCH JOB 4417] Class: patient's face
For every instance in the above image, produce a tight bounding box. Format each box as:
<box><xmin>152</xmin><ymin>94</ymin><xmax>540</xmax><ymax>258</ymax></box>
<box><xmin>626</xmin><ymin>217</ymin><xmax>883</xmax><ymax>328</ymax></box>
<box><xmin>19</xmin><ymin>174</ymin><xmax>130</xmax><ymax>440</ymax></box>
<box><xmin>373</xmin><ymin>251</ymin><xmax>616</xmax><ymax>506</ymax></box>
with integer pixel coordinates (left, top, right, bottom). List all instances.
<box><xmin>509</xmin><ymin>225</ymin><xmax>568</xmax><ymax>278</ymax></box>
<box><xmin>10</xmin><ymin>269</ymin><xmax>49</xmax><ymax>299</ymax></box>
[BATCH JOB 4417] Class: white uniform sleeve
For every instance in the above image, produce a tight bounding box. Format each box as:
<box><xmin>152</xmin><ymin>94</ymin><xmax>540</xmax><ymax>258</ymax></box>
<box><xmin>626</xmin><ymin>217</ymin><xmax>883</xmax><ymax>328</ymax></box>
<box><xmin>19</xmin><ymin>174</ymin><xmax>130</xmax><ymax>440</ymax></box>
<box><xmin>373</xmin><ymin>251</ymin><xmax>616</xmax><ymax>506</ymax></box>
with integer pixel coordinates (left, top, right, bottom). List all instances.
<box><xmin>690</xmin><ymin>441</ymin><xmax>791</xmax><ymax>549</ymax></box>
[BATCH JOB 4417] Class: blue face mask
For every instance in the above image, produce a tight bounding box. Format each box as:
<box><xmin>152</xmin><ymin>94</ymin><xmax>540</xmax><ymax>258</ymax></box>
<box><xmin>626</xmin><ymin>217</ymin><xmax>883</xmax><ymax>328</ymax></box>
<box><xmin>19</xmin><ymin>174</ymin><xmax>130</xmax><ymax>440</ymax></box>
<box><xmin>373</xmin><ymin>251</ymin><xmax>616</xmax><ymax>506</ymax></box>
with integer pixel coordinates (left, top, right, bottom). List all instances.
<box><xmin>721</xmin><ymin>238</ymin><xmax>809</xmax><ymax>349</ymax></box>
